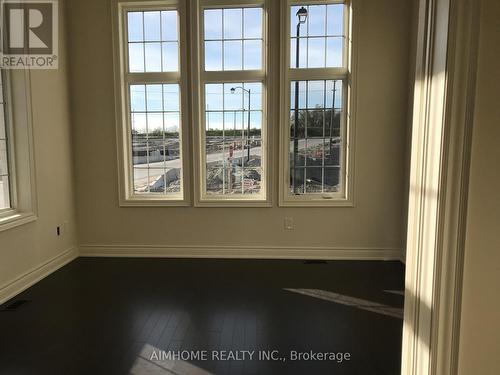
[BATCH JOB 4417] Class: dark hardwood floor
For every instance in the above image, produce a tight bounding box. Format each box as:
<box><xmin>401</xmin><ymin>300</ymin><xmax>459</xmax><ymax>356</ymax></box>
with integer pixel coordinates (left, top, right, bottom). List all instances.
<box><xmin>0</xmin><ymin>258</ymin><xmax>405</xmax><ymax>375</ymax></box>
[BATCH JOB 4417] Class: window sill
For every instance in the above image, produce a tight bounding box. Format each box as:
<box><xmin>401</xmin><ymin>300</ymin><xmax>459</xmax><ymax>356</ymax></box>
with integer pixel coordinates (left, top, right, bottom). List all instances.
<box><xmin>0</xmin><ymin>211</ymin><xmax>37</xmax><ymax>232</ymax></box>
<box><xmin>195</xmin><ymin>200</ymin><xmax>272</xmax><ymax>208</ymax></box>
<box><xmin>195</xmin><ymin>193</ymin><xmax>272</xmax><ymax>207</ymax></box>
<box><xmin>279</xmin><ymin>195</ymin><xmax>354</xmax><ymax>207</ymax></box>
<box><xmin>119</xmin><ymin>195</ymin><xmax>190</xmax><ymax>207</ymax></box>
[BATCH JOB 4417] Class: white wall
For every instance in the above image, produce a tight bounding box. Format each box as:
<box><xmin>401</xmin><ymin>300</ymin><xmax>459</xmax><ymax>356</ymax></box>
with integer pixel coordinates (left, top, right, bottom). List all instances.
<box><xmin>67</xmin><ymin>0</ymin><xmax>415</xmax><ymax>255</ymax></box>
<box><xmin>0</xmin><ymin>0</ymin><xmax>78</xmax><ymax>298</ymax></box>
<box><xmin>458</xmin><ymin>0</ymin><xmax>500</xmax><ymax>373</ymax></box>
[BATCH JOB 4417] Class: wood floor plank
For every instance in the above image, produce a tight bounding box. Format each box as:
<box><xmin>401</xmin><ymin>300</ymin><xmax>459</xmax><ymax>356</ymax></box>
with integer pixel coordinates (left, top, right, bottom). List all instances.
<box><xmin>0</xmin><ymin>258</ymin><xmax>405</xmax><ymax>374</ymax></box>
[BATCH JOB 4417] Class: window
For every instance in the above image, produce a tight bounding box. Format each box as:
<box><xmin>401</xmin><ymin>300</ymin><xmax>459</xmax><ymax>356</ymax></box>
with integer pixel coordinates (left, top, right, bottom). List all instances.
<box><xmin>114</xmin><ymin>1</ymin><xmax>189</xmax><ymax>205</ymax></box>
<box><xmin>0</xmin><ymin>69</ymin><xmax>37</xmax><ymax>231</ymax></box>
<box><xmin>290</xmin><ymin>3</ymin><xmax>344</xmax><ymax>69</ymax></box>
<box><xmin>193</xmin><ymin>2</ymin><xmax>269</xmax><ymax>205</ymax></box>
<box><xmin>113</xmin><ymin>0</ymin><xmax>354</xmax><ymax>208</ymax></box>
<box><xmin>129</xmin><ymin>83</ymin><xmax>181</xmax><ymax>195</ymax></box>
<box><xmin>0</xmin><ymin>70</ymin><xmax>11</xmax><ymax>211</ymax></box>
<box><xmin>280</xmin><ymin>1</ymin><xmax>353</xmax><ymax>206</ymax></box>
<box><xmin>204</xmin><ymin>8</ymin><xmax>263</xmax><ymax>71</ymax></box>
<box><xmin>290</xmin><ymin>79</ymin><xmax>343</xmax><ymax>194</ymax></box>
<box><xmin>204</xmin><ymin>82</ymin><xmax>263</xmax><ymax>196</ymax></box>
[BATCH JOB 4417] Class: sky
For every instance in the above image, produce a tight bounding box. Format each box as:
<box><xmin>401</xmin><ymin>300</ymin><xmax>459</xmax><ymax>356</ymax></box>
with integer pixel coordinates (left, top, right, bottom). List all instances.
<box><xmin>127</xmin><ymin>5</ymin><xmax>344</xmax><ymax>73</ymax></box>
<box><xmin>204</xmin><ymin>8</ymin><xmax>262</xmax><ymax>71</ymax></box>
<box><xmin>127</xmin><ymin>5</ymin><xmax>344</xmax><ymax>131</ymax></box>
<box><xmin>130</xmin><ymin>84</ymin><xmax>180</xmax><ymax>133</ymax></box>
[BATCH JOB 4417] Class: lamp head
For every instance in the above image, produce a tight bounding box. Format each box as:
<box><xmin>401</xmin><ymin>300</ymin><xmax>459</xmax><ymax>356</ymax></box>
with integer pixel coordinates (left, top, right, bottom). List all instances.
<box><xmin>230</xmin><ymin>87</ymin><xmax>236</xmax><ymax>94</ymax></box>
<box><xmin>296</xmin><ymin>7</ymin><xmax>308</xmax><ymax>24</ymax></box>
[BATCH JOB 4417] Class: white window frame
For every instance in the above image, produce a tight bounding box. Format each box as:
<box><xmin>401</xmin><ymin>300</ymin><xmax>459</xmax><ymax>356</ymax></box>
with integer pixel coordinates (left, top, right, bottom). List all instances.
<box><xmin>191</xmin><ymin>0</ymin><xmax>272</xmax><ymax>207</ymax></box>
<box><xmin>0</xmin><ymin>70</ymin><xmax>16</xmax><ymax>216</ymax></box>
<box><xmin>279</xmin><ymin>0</ymin><xmax>356</xmax><ymax>207</ymax></box>
<box><xmin>0</xmin><ymin>70</ymin><xmax>38</xmax><ymax>232</ymax></box>
<box><xmin>112</xmin><ymin>0</ymin><xmax>190</xmax><ymax>206</ymax></box>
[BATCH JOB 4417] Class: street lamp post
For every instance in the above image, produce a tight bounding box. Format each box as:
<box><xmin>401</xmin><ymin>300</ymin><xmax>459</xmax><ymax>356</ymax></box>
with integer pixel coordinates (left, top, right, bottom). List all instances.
<box><xmin>329</xmin><ymin>81</ymin><xmax>337</xmax><ymax>157</ymax></box>
<box><xmin>293</xmin><ymin>7</ymin><xmax>308</xmax><ymax>193</ymax></box>
<box><xmin>230</xmin><ymin>86</ymin><xmax>251</xmax><ymax>166</ymax></box>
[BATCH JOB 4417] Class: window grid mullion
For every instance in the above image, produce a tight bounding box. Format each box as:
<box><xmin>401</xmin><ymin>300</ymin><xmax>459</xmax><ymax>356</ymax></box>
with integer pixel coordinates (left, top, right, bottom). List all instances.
<box><xmin>241</xmin><ymin>10</ymin><xmax>244</xmax><ymax>70</ymax></box>
<box><xmin>323</xmin><ymin>6</ymin><xmax>327</xmax><ymax>68</ymax></box>
<box><xmin>204</xmin><ymin>37</ymin><xmax>261</xmax><ymax>42</ymax></box>
<box><xmin>221</xmin><ymin>9</ymin><xmax>225</xmax><ymax>70</ymax></box>
<box><xmin>125</xmin><ymin>72</ymin><xmax>180</xmax><ymax>83</ymax></box>
<box><xmin>121</xmin><ymin>4</ymin><xmax>186</xmax><ymax>203</ymax></box>
<box><xmin>0</xmin><ymin>71</ymin><xmax>11</xmax><ymax>209</ymax></box>
<box><xmin>159</xmin><ymin>12</ymin><xmax>164</xmax><ymax>72</ymax></box>
<box><xmin>306</xmin><ymin>7</ymin><xmax>309</xmax><ymax>68</ymax></box>
<box><xmin>222</xmin><ymin>83</ymin><xmax>226</xmax><ymax>193</ymax></box>
<box><xmin>161</xmin><ymin>84</ymin><xmax>167</xmax><ymax>191</ymax></box>
<box><xmin>145</xmin><ymin>85</ymin><xmax>150</xmax><ymax>192</ymax></box>
<box><xmin>285</xmin><ymin>2</ymin><xmax>347</xmax><ymax>195</ymax></box>
<box><xmin>287</xmin><ymin>67</ymin><xmax>346</xmax><ymax>195</ymax></box>
<box><xmin>321</xmin><ymin>81</ymin><xmax>326</xmax><ymax>193</ymax></box>
<box><xmin>199</xmin><ymin>4</ymin><xmax>266</xmax><ymax>201</ymax></box>
<box><xmin>141</xmin><ymin>12</ymin><xmax>146</xmax><ymax>73</ymax></box>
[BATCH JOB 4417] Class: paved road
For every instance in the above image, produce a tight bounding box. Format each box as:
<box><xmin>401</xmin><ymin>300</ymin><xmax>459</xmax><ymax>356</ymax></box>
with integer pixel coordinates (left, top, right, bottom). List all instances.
<box><xmin>133</xmin><ymin>146</ymin><xmax>263</xmax><ymax>184</ymax></box>
<box><xmin>133</xmin><ymin>138</ymin><xmax>330</xmax><ymax>185</ymax></box>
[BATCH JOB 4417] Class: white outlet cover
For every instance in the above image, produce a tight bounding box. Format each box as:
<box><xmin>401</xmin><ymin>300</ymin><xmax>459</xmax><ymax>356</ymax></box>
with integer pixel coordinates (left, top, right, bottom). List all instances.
<box><xmin>284</xmin><ymin>217</ymin><xmax>294</xmax><ymax>230</ymax></box>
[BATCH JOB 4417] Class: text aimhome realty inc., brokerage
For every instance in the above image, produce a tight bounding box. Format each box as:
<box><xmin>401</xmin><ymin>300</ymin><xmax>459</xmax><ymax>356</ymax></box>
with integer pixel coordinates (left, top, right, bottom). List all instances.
<box><xmin>149</xmin><ymin>349</ymin><xmax>352</xmax><ymax>363</ymax></box>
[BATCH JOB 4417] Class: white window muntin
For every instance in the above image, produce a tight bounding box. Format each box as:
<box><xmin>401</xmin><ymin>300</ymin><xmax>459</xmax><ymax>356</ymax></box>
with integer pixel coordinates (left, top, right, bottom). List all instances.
<box><xmin>0</xmin><ymin>69</ymin><xmax>38</xmax><ymax>232</ymax></box>
<box><xmin>116</xmin><ymin>0</ymin><xmax>190</xmax><ymax>205</ymax></box>
<box><xmin>195</xmin><ymin>0</ymin><xmax>270</xmax><ymax>205</ymax></box>
<box><xmin>0</xmin><ymin>70</ymin><xmax>15</xmax><ymax>216</ymax></box>
<box><xmin>280</xmin><ymin>0</ymin><xmax>353</xmax><ymax>206</ymax></box>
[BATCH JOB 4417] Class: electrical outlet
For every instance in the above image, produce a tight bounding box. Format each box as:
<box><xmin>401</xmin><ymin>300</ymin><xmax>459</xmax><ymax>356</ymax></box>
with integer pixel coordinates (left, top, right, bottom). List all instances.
<box><xmin>57</xmin><ymin>221</ymin><xmax>68</xmax><ymax>237</ymax></box>
<box><xmin>284</xmin><ymin>217</ymin><xmax>294</xmax><ymax>230</ymax></box>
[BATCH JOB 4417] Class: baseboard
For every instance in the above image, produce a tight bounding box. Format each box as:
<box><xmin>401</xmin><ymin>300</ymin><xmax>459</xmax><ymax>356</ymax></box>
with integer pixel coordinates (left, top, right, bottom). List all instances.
<box><xmin>79</xmin><ymin>244</ymin><xmax>401</xmax><ymax>261</ymax></box>
<box><xmin>0</xmin><ymin>246</ymin><xmax>78</xmax><ymax>305</ymax></box>
<box><xmin>0</xmin><ymin>245</ymin><xmax>401</xmax><ymax>305</ymax></box>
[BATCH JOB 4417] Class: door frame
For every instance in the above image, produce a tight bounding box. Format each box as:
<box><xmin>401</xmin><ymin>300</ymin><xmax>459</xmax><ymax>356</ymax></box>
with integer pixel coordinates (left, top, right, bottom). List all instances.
<box><xmin>401</xmin><ymin>0</ymin><xmax>480</xmax><ymax>374</ymax></box>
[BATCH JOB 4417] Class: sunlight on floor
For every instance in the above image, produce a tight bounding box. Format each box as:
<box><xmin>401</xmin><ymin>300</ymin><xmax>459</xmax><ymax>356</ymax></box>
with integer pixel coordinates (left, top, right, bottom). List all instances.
<box><xmin>284</xmin><ymin>288</ymin><xmax>404</xmax><ymax>319</ymax></box>
<box><xmin>384</xmin><ymin>289</ymin><xmax>405</xmax><ymax>296</ymax></box>
<box><xmin>130</xmin><ymin>343</ymin><xmax>213</xmax><ymax>375</ymax></box>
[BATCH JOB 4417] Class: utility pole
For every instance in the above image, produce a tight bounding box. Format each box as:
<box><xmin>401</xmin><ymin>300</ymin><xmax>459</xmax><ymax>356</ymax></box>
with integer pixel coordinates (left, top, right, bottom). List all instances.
<box><xmin>293</xmin><ymin>7</ymin><xmax>308</xmax><ymax>193</ymax></box>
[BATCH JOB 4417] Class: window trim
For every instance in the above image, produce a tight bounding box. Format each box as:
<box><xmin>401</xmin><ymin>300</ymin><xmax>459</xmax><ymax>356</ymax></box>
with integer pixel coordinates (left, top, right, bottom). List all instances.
<box><xmin>279</xmin><ymin>0</ymin><xmax>356</xmax><ymax>207</ymax></box>
<box><xmin>0</xmin><ymin>70</ymin><xmax>38</xmax><ymax>232</ymax></box>
<box><xmin>191</xmin><ymin>0</ymin><xmax>272</xmax><ymax>207</ymax></box>
<box><xmin>0</xmin><ymin>70</ymin><xmax>16</xmax><ymax>216</ymax></box>
<box><xmin>112</xmin><ymin>0</ymin><xmax>191</xmax><ymax>206</ymax></box>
